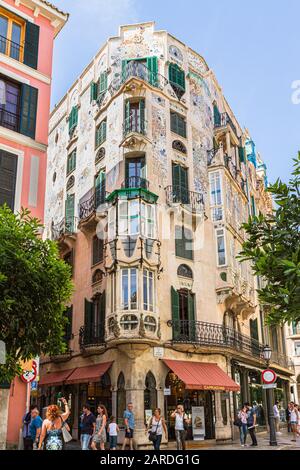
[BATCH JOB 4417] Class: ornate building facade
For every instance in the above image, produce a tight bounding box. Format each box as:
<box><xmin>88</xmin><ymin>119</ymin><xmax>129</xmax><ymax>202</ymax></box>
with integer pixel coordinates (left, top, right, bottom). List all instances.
<box><xmin>40</xmin><ymin>22</ymin><xmax>292</xmax><ymax>446</ymax></box>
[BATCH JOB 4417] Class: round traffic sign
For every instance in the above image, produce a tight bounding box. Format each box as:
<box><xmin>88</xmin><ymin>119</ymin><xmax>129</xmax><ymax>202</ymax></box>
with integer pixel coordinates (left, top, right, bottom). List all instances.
<box><xmin>21</xmin><ymin>360</ymin><xmax>38</xmax><ymax>384</ymax></box>
<box><xmin>262</xmin><ymin>369</ymin><xmax>277</xmax><ymax>384</ymax></box>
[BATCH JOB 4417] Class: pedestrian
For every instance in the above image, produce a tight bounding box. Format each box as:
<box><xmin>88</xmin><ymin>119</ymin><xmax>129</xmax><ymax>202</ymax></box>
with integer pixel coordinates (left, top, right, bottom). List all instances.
<box><xmin>22</xmin><ymin>405</ymin><xmax>36</xmax><ymax>450</ymax></box>
<box><xmin>122</xmin><ymin>402</ymin><xmax>135</xmax><ymax>450</ymax></box>
<box><xmin>79</xmin><ymin>404</ymin><xmax>96</xmax><ymax>450</ymax></box>
<box><xmin>273</xmin><ymin>401</ymin><xmax>281</xmax><ymax>434</ymax></box>
<box><xmin>30</xmin><ymin>406</ymin><xmax>43</xmax><ymax>450</ymax></box>
<box><xmin>91</xmin><ymin>404</ymin><xmax>108</xmax><ymax>450</ymax></box>
<box><xmin>245</xmin><ymin>402</ymin><xmax>258</xmax><ymax>447</ymax></box>
<box><xmin>286</xmin><ymin>403</ymin><xmax>292</xmax><ymax>433</ymax></box>
<box><xmin>237</xmin><ymin>404</ymin><xmax>248</xmax><ymax>447</ymax></box>
<box><xmin>38</xmin><ymin>398</ymin><xmax>70</xmax><ymax>450</ymax></box>
<box><xmin>108</xmin><ymin>416</ymin><xmax>119</xmax><ymax>450</ymax></box>
<box><xmin>290</xmin><ymin>402</ymin><xmax>299</xmax><ymax>442</ymax></box>
<box><xmin>171</xmin><ymin>404</ymin><xmax>189</xmax><ymax>451</ymax></box>
<box><xmin>147</xmin><ymin>408</ymin><xmax>168</xmax><ymax>451</ymax></box>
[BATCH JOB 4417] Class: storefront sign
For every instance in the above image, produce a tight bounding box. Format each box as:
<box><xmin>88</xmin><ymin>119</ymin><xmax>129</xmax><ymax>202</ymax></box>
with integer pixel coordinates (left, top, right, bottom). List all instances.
<box><xmin>192</xmin><ymin>406</ymin><xmax>205</xmax><ymax>441</ymax></box>
<box><xmin>164</xmin><ymin>387</ymin><xmax>171</xmax><ymax>396</ymax></box>
<box><xmin>153</xmin><ymin>347</ymin><xmax>164</xmax><ymax>358</ymax></box>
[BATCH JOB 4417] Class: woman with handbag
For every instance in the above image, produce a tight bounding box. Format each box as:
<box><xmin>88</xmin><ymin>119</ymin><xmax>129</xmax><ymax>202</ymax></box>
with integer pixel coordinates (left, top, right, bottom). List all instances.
<box><xmin>38</xmin><ymin>398</ymin><xmax>71</xmax><ymax>450</ymax></box>
<box><xmin>147</xmin><ymin>408</ymin><xmax>167</xmax><ymax>451</ymax></box>
<box><xmin>237</xmin><ymin>404</ymin><xmax>248</xmax><ymax>447</ymax></box>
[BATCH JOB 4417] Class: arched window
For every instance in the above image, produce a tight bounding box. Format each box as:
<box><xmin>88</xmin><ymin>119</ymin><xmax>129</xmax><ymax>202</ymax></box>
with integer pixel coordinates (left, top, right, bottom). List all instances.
<box><xmin>144</xmin><ymin>371</ymin><xmax>157</xmax><ymax>415</ymax></box>
<box><xmin>117</xmin><ymin>372</ymin><xmax>126</xmax><ymax>426</ymax></box>
<box><xmin>172</xmin><ymin>140</ymin><xmax>187</xmax><ymax>154</ymax></box>
<box><xmin>95</xmin><ymin>146</ymin><xmax>105</xmax><ymax>164</ymax></box>
<box><xmin>177</xmin><ymin>264</ymin><xmax>193</xmax><ymax>279</ymax></box>
<box><xmin>66</xmin><ymin>175</ymin><xmax>75</xmax><ymax>191</ymax></box>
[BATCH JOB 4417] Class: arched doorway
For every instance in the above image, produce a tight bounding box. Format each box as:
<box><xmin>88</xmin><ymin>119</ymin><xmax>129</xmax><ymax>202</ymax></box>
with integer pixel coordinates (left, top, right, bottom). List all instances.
<box><xmin>164</xmin><ymin>371</ymin><xmax>215</xmax><ymax>441</ymax></box>
<box><xmin>117</xmin><ymin>372</ymin><xmax>126</xmax><ymax>426</ymax></box>
<box><xmin>144</xmin><ymin>371</ymin><xmax>157</xmax><ymax>419</ymax></box>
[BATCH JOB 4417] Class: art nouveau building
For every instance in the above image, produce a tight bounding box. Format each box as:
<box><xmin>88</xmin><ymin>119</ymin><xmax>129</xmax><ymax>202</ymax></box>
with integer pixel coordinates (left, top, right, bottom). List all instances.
<box><xmin>40</xmin><ymin>22</ymin><xmax>292</xmax><ymax>446</ymax></box>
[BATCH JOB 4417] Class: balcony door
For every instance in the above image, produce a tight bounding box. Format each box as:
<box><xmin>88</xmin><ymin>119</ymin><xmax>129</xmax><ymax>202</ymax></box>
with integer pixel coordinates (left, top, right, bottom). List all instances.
<box><xmin>0</xmin><ymin>76</ymin><xmax>21</xmax><ymax>132</ymax></box>
<box><xmin>125</xmin><ymin>156</ymin><xmax>146</xmax><ymax>189</ymax></box>
<box><xmin>125</xmin><ymin>100</ymin><xmax>145</xmax><ymax>135</ymax></box>
<box><xmin>171</xmin><ymin>287</ymin><xmax>195</xmax><ymax>341</ymax></box>
<box><xmin>95</xmin><ymin>170</ymin><xmax>106</xmax><ymax>207</ymax></box>
<box><xmin>172</xmin><ymin>163</ymin><xmax>189</xmax><ymax>204</ymax></box>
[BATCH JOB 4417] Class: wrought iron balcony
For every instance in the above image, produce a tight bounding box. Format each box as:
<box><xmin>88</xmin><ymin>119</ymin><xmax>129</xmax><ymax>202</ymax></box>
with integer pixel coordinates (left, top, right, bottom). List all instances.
<box><xmin>123</xmin><ymin>111</ymin><xmax>147</xmax><ymax>137</ymax></box>
<box><xmin>121</xmin><ymin>176</ymin><xmax>149</xmax><ymax>190</ymax></box>
<box><xmin>51</xmin><ymin>217</ymin><xmax>78</xmax><ymax>241</ymax></box>
<box><xmin>79</xmin><ymin>185</ymin><xmax>108</xmax><ymax>220</ymax></box>
<box><xmin>0</xmin><ymin>107</ymin><xmax>19</xmax><ymax>132</ymax></box>
<box><xmin>109</xmin><ymin>61</ymin><xmax>169</xmax><ymax>95</ymax></box>
<box><xmin>214</xmin><ymin>112</ymin><xmax>238</xmax><ymax>137</ymax></box>
<box><xmin>0</xmin><ymin>35</ymin><xmax>23</xmax><ymax>62</ymax></box>
<box><xmin>79</xmin><ymin>324</ymin><xmax>105</xmax><ymax>350</ymax></box>
<box><xmin>165</xmin><ymin>185</ymin><xmax>205</xmax><ymax>214</ymax></box>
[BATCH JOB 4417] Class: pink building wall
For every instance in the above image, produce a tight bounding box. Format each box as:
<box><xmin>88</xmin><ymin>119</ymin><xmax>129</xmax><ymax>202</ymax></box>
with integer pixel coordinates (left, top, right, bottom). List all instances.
<box><xmin>1</xmin><ymin>0</ymin><xmax>67</xmax><ymax>448</ymax></box>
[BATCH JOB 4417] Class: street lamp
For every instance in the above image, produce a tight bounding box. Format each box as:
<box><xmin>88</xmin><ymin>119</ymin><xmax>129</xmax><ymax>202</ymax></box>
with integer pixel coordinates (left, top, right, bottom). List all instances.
<box><xmin>263</xmin><ymin>345</ymin><xmax>277</xmax><ymax>446</ymax></box>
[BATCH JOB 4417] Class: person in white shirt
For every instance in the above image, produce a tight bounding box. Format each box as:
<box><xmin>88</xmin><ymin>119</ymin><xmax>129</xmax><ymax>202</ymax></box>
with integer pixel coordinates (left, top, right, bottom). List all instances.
<box><xmin>108</xmin><ymin>416</ymin><xmax>119</xmax><ymax>450</ymax></box>
<box><xmin>171</xmin><ymin>405</ymin><xmax>189</xmax><ymax>450</ymax></box>
<box><xmin>273</xmin><ymin>401</ymin><xmax>281</xmax><ymax>434</ymax></box>
<box><xmin>290</xmin><ymin>403</ymin><xmax>299</xmax><ymax>442</ymax></box>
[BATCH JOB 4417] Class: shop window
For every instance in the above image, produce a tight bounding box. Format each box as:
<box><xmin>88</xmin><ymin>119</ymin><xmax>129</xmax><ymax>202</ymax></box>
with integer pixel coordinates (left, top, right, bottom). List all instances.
<box><xmin>67</xmin><ymin>149</ymin><xmax>76</xmax><ymax>175</ymax></box>
<box><xmin>177</xmin><ymin>264</ymin><xmax>193</xmax><ymax>279</ymax></box>
<box><xmin>95</xmin><ymin>119</ymin><xmax>107</xmax><ymax>148</ymax></box>
<box><xmin>120</xmin><ymin>314</ymin><xmax>138</xmax><ymax>330</ymax></box>
<box><xmin>144</xmin><ymin>316</ymin><xmax>156</xmax><ymax>333</ymax></box>
<box><xmin>144</xmin><ymin>371</ymin><xmax>157</xmax><ymax>415</ymax></box>
<box><xmin>143</xmin><ymin>269</ymin><xmax>154</xmax><ymax>312</ymax></box>
<box><xmin>175</xmin><ymin>226</ymin><xmax>193</xmax><ymax>260</ymax></box>
<box><xmin>170</xmin><ymin>111</ymin><xmax>186</xmax><ymax>138</ymax></box>
<box><xmin>117</xmin><ymin>373</ymin><xmax>126</xmax><ymax>426</ymax></box>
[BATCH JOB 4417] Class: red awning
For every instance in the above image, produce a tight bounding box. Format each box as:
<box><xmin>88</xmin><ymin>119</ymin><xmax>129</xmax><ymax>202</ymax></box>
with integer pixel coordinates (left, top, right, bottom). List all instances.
<box><xmin>39</xmin><ymin>369</ymin><xmax>76</xmax><ymax>386</ymax></box>
<box><xmin>65</xmin><ymin>362</ymin><xmax>113</xmax><ymax>385</ymax></box>
<box><xmin>162</xmin><ymin>359</ymin><xmax>240</xmax><ymax>392</ymax></box>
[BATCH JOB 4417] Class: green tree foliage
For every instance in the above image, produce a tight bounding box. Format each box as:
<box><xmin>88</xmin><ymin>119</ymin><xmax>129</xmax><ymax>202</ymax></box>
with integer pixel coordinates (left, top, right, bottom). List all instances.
<box><xmin>240</xmin><ymin>154</ymin><xmax>300</xmax><ymax>325</ymax></box>
<box><xmin>0</xmin><ymin>206</ymin><xmax>73</xmax><ymax>383</ymax></box>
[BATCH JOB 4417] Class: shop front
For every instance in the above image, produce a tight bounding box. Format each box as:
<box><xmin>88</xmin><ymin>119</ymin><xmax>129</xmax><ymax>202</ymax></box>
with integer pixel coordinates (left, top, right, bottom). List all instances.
<box><xmin>162</xmin><ymin>359</ymin><xmax>240</xmax><ymax>442</ymax></box>
<box><xmin>39</xmin><ymin>362</ymin><xmax>113</xmax><ymax>439</ymax></box>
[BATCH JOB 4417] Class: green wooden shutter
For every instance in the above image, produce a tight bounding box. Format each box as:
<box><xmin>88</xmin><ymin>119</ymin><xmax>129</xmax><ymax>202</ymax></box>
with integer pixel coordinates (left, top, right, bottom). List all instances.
<box><xmin>213</xmin><ymin>104</ymin><xmax>221</xmax><ymax>126</ymax></box>
<box><xmin>169</xmin><ymin>63</ymin><xmax>185</xmax><ymax>91</ymax></box>
<box><xmin>99</xmin><ymin>292</ymin><xmax>106</xmax><ymax>341</ymax></box>
<box><xmin>238</xmin><ymin>146</ymin><xmax>245</xmax><ymax>163</ymax></box>
<box><xmin>68</xmin><ymin>106</ymin><xmax>78</xmax><ymax>134</ymax></box>
<box><xmin>90</xmin><ymin>82</ymin><xmax>98</xmax><ymax>102</ymax></box>
<box><xmin>0</xmin><ymin>150</ymin><xmax>18</xmax><ymax>211</ymax></box>
<box><xmin>171</xmin><ymin>286</ymin><xmax>180</xmax><ymax>340</ymax></box>
<box><xmin>99</xmin><ymin>72</ymin><xmax>108</xmax><ymax>96</ymax></box>
<box><xmin>64</xmin><ymin>306</ymin><xmax>73</xmax><ymax>342</ymax></box>
<box><xmin>65</xmin><ymin>194</ymin><xmax>75</xmax><ymax>232</ymax></box>
<box><xmin>19</xmin><ymin>84</ymin><xmax>38</xmax><ymax>139</ymax></box>
<box><xmin>122</xmin><ymin>59</ymin><xmax>128</xmax><ymax>82</ymax></box>
<box><xmin>188</xmin><ymin>292</ymin><xmax>195</xmax><ymax>341</ymax></box>
<box><xmin>23</xmin><ymin>21</ymin><xmax>40</xmax><ymax>69</ymax></box>
<box><xmin>147</xmin><ymin>57</ymin><xmax>158</xmax><ymax>87</ymax></box>
<box><xmin>84</xmin><ymin>299</ymin><xmax>93</xmax><ymax>341</ymax></box>
<box><xmin>139</xmin><ymin>99</ymin><xmax>145</xmax><ymax>133</ymax></box>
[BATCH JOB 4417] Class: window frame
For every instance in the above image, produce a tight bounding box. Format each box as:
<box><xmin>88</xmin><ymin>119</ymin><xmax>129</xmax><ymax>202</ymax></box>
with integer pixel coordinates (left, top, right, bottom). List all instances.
<box><xmin>216</xmin><ymin>228</ymin><xmax>227</xmax><ymax>267</ymax></box>
<box><xmin>121</xmin><ymin>267</ymin><xmax>138</xmax><ymax>311</ymax></box>
<box><xmin>170</xmin><ymin>111</ymin><xmax>187</xmax><ymax>138</ymax></box>
<box><xmin>209</xmin><ymin>171</ymin><xmax>223</xmax><ymax>222</ymax></box>
<box><xmin>143</xmin><ymin>269</ymin><xmax>154</xmax><ymax>312</ymax></box>
<box><xmin>0</xmin><ymin>8</ymin><xmax>25</xmax><ymax>62</ymax></box>
<box><xmin>66</xmin><ymin>148</ymin><xmax>76</xmax><ymax>176</ymax></box>
<box><xmin>95</xmin><ymin>118</ymin><xmax>107</xmax><ymax>148</ymax></box>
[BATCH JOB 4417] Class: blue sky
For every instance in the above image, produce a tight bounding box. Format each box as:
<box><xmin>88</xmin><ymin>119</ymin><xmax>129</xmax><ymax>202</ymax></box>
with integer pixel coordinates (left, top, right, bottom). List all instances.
<box><xmin>51</xmin><ymin>0</ymin><xmax>300</xmax><ymax>183</ymax></box>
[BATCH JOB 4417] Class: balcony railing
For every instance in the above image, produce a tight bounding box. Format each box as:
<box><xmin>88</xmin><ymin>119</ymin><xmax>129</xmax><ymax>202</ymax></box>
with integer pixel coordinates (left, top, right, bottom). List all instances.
<box><xmin>121</xmin><ymin>176</ymin><xmax>149</xmax><ymax>190</ymax></box>
<box><xmin>214</xmin><ymin>112</ymin><xmax>238</xmax><ymax>137</ymax></box>
<box><xmin>0</xmin><ymin>35</ymin><xmax>23</xmax><ymax>62</ymax></box>
<box><xmin>165</xmin><ymin>185</ymin><xmax>205</xmax><ymax>214</ymax></box>
<box><xmin>79</xmin><ymin>185</ymin><xmax>108</xmax><ymax>220</ymax></box>
<box><xmin>0</xmin><ymin>107</ymin><xmax>19</xmax><ymax>132</ymax></box>
<box><xmin>123</xmin><ymin>111</ymin><xmax>147</xmax><ymax>137</ymax></box>
<box><xmin>171</xmin><ymin>320</ymin><xmax>264</xmax><ymax>357</ymax></box>
<box><xmin>79</xmin><ymin>324</ymin><xmax>105</xmax><ymax>350</ymax></box>
<box><xmin>109</xmin><ymin>61</ymin><xmax>169</xmax><ymax>95</ymax></box>
<box><xmin>51</xmin><ymin>217</ymin><xmax>78</xmax><ymax>241</ymax></box>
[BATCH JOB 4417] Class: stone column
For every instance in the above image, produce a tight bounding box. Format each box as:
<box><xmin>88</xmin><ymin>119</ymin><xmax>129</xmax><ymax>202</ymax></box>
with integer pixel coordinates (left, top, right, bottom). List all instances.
<box><xmin>0</xmin><ymin>388</ymin><xmax>10</xmax><ymax>450</ymax></box>
<box><xmin>226</xmin><ymin>131</ymin><xmax>231</xmax><ymax>156</ymax></box>
<box><xmin>126</xmin><ymin>387</ymin><xmax>147</xmax><ymax>448</ymax></box>
<box><xmin>215</xmin><ymin>391</ymin><xmax>232</xmax><ymax>442</ymax></box>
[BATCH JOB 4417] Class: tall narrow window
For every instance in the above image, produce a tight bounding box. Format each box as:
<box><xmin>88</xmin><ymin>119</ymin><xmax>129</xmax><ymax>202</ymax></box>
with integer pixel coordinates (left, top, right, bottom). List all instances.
<box><xmin>121</xmin><ymin>268</ymin><xmax>138</xmax><ymax>310</ymax></box>
<box><xmin>110</xmin><ymin>272</ymin><xmax>116</xmax><ymax>313</ymax></box>
<box><xmin>216</xmin><ymin>229</ymin><xmax>226</xmax><ymax>266</ymax></box>
<box><xmin>209</xmin><ymin>171</ymin><xmax>223</xmax><ymax>221</ymax></box>
<box><xmin>170</xmin><ymin>111</ymin><xmax>186</xmax><ymax>138</ymax></box>
<box><xmin>143</xmin><ymin>269</ymin><xmax>154</xmax><ymax>312</ymax></box>
<box><xmin>68</xmin><ymin>106</ymin><xmax>78</xmax><ymax>136</ymax></box>
<box><xmin>169</xmin><ymin>63</ymin><xmax>185</xmax><ymax>99</ymax></box>
<box><xmin>0</xmin><ymin>149</ymin><xmax>18</xmax><ymax>210</ymax></box>
<box><xmin>175</xmin><ymin>226</ymin><xmax>193</xmax><ymax>260</ymax></box>
<box><xmin>124</xmin><ymin>100</ymin><xmax>146</xmax><ymax>136</ymax></box>
<box><xmin>125</xmin><ymin>156</ymin><xmax>146</xmax><ymax>188</ymax></box>
<box><xmin>67</xmin><ymin>149</ymin><xmax>76</xmax><ymax>175</ymax></box>
<box><xmin>172</xmin><ymin>163</ymin><xmax>189</xmax><ymax>204</ymax></box>
<box><xmin>92</xmin><ymin>235</ymin><xmax>104</xmax><ymax>265</ymax></box>
<box><xmin>95</xmin><ymin>119</ymin><xmax>107</xmax><ymax>148</ymax></box>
